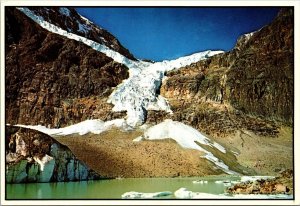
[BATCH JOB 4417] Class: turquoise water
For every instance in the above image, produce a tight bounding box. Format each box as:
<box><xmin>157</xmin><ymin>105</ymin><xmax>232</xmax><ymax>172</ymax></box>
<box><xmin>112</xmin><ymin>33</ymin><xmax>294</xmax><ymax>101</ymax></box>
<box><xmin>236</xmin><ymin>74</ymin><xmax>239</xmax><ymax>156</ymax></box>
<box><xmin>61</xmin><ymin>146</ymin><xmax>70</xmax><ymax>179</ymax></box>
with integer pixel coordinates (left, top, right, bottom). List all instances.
<box><xmin>6</xmin><ymin>176</ymin><xmax>239</xmax><ymax>199</ymax></box>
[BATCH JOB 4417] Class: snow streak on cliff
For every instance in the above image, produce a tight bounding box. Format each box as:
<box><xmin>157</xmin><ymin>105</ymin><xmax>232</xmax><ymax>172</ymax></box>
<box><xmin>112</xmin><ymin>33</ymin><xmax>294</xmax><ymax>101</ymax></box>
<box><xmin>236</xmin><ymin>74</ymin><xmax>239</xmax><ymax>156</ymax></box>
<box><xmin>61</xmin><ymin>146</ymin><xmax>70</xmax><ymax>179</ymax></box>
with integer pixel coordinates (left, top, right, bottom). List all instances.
<box><xmin>17</xmin><ymin>7</ymin><xmax>223</xmax><ymax>127</ymax></box>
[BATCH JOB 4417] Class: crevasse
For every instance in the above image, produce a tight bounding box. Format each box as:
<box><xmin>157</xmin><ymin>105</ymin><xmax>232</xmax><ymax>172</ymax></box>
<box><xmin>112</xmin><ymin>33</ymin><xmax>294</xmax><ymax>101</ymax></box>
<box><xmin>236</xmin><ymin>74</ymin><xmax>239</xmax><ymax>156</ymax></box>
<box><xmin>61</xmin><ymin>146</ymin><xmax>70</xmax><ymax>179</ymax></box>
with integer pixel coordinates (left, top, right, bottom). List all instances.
<box><xmin>17</xmin><ymin>7</ymin><xmax>223</xmax><ymax>127</ymax></box>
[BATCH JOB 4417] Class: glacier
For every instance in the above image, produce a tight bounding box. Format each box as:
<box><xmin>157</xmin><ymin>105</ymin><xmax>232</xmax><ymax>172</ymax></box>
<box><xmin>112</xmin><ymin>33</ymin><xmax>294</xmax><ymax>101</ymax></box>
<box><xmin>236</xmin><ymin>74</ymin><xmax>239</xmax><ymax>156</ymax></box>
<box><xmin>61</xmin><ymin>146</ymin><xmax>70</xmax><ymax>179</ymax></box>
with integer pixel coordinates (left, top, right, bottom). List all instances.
<box><xmin>16</xmin><ymin>7</ymin><xmax>240</xmax><ymax>175</ymax></box>
<box><xmin>107</xmin><ymin>50</ymin><xmax>223</xmax><ymax>126</ymax></box>
<box><xmin>17</xmin><ymin>7</ymin><xmax>223</xmax><ymax>127</ymax></box>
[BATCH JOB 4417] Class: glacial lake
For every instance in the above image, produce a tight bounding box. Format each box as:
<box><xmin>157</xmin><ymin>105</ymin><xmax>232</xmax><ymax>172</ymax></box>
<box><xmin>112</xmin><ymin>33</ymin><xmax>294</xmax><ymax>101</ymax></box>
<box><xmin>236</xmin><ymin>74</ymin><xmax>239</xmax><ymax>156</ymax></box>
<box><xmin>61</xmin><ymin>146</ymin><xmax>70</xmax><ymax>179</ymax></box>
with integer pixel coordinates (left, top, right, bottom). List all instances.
<box><xmin>6</xmin><ymin>176</ymin><xmax>292</xmax><ymax>199</ymax></box>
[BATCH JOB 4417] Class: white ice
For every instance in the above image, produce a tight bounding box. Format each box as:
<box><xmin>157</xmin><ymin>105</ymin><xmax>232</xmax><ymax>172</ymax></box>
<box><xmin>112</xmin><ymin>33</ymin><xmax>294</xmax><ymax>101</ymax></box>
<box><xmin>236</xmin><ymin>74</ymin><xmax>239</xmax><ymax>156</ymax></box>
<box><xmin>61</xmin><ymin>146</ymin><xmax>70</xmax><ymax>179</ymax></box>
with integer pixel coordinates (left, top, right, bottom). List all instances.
<box><xmin>58</xmin><ymin>7</ymin><xmax>70</xmax><ymax>16</ymax></box>
<box><xmin>107</xmin><ymin>50</ymin><xmax>222</xmax><ymax>127</ymax></box>
<box><xmin>240</xmin><ymin>176</ymin><xmax>275</xmax><ymax>183</ymax></box>
<box><xmin>18</xmin><ymin>7</ymin><xmax>223</xmax><ymax>127</ymax></box>
<box><xmin>192</xmin><ymin>180</ymin><xmax>208</xmax><ymax>184</ymax></box>
<box><xmin>16</xmin><ymin>119</ymin><xmax>129</xmax><ymax>136</ymax></box>
<box><xmin>17</xmin><ymin>7</ymin><xmax>143</xmax><ymax>75</ymax></box>
<box><xmin>33</xmin><ymin>154</ymin><xmax>53</xmax><ymax>172</ymax></box>
<box><xmin>121</xmin><ymin>191</ymin><xmax>172</xmax><ymax>199</ymax></box>
<box><xmin>135</xmin><ymin>119</ymin><xmax>238</xmax><ymax>175</ymax></box>
<box><xmin>174</xmin><ymin>188</ymin><xmax>293</xmax><ymax>199</ymax></box>
<box><xmin>174</xmin><ymin>188</ymin><xmax>224</xmax><ymax>199</ymax></box>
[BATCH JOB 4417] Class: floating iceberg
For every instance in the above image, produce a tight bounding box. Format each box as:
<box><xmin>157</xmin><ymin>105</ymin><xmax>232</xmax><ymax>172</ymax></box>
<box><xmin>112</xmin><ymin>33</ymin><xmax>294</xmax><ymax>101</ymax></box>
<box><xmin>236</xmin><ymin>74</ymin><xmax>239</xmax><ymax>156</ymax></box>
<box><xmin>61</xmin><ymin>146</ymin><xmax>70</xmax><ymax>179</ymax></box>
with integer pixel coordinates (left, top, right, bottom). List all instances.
<box><xmin>121</xmin><ymin>191</ymin><xmax>172</xmax><ymax>199</ymax></box>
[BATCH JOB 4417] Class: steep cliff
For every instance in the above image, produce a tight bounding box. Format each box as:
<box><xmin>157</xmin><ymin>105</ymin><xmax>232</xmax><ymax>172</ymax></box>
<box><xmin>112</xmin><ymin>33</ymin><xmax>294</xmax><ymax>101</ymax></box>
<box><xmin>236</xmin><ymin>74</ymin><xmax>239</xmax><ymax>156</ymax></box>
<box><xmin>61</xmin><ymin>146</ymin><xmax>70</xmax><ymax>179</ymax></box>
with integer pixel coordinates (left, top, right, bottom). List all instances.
<box><xmin>5</xmin><ymin>7</ymin><xmax>128</xmax><ymax>127</ymax></box>
<box><xmin>6</xmin><ymin>7</ymin><xmax>135</xmax><ymax>60</ymax></box>
<box><xmin>160</xmin><ymin>8</ymin><xmax>293</xmax><ymax>137</ymax></box>
<box><xmin>6</xmin><ymin>126</ymin><xmax>101</xmax><ymax>183</ymax></box>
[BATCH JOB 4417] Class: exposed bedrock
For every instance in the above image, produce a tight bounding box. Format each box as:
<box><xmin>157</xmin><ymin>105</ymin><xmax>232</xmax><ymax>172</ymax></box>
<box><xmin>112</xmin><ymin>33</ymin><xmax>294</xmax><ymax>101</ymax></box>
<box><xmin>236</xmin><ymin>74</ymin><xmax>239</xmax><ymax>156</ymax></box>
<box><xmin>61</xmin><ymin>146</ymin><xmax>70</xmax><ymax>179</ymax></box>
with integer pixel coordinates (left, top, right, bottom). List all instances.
<box><xmin>6</xmin><ymin>125</ymin><xmax>102</xmax><ymax>183</ymax></box>
<box><xmin>5</xmin><ymin>7</ymin><xmax>128</xmax><ymax>128</ymax></box>
<box><xmin>159</xmin><ymin>8</ymin><xmax>293</xmax><ymax>137</ymax></box>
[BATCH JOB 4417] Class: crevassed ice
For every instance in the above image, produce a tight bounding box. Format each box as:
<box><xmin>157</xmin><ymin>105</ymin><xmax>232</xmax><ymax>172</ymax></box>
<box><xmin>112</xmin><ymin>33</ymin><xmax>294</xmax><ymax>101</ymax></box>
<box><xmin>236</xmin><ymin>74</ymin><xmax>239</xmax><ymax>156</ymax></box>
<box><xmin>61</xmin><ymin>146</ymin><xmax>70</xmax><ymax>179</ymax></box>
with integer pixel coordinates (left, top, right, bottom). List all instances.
<box><xmin>16</xmin><ymin>7</ymin><xmax>241</xmax><ymax>175</ymax></box>
<box><xmin>108</xmin><ymin>50</ymin><xmax>223</xmax><ymax>127</ymax></box>
<box><xmin>134</xmin><ymin>119</ymin><xmax>238</xmax><ymax>175</ymax></box>
<box><xmin>17</xmin><ymin>7</ymin><xmax>223</xmax><ymax>127</ymax></box>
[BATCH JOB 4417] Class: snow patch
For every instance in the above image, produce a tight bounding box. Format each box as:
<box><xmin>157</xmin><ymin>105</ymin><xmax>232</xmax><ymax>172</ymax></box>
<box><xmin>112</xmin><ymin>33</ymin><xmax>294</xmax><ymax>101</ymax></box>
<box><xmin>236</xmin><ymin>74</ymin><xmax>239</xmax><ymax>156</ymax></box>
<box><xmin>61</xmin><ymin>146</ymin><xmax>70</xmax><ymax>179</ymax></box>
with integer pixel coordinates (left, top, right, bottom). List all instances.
<box><xmin>204</xmin><ymin>153</ymin><xmax>236</xmax><ymax>175</ymax></box>
<box><xmin>244</xmin><ymin>31</ymin><xmax>255</xmax><ymax>41</ymax></box>
<box><xmin>133</xmin><ymin>136</ymin><xmax>144</xmax><ymax>142</ymax></box>
<box><xmin>33</xmin><ymin>154</ymin><xmax>53</xmax><ymax>172</ymax></box>
<box><xmin>59</xmin><ymin>7</ymin><xmax>70</xmax><ymax>16</ymax></box>
<box><xmin>121</xmin><ymin>191</ymin><xmax>172</xmax><ymax>199</ymax></box>
<box><xmin>231</xmin><ymin>150</ymin><xmax>239</xmax><ymax>157</ymax></box>
<box><xmin>135</xmin><ymin>119</ymin><xmax>238</xmax><ymax>175</ymax></box>
<box><xmin>77</xmin><ymin>20</ymin><xmax>91</xmax><ymax>34</ymax></box>
<box><xmin>16</xmin><ymin>119</ymin><xmax>130</xmax><ymax>137</ymax></box>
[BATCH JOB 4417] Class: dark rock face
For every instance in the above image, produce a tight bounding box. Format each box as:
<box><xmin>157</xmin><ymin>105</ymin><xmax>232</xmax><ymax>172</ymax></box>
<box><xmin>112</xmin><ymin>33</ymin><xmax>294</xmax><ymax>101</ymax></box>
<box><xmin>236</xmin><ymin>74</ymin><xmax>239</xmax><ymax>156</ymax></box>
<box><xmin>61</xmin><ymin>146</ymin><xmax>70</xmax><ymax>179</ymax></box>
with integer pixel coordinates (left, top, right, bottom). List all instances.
<box><xmin>160</xmin><ymin>8</ymin><xmax>293</xmax><ymax>137</ymax></box>
<box><xmin>226</xmin><ymin>8</ymin><xmax>293</xmax><ymax>123</ymax></box>
<box><xmin>22</xmin><ymin>7</ymin><xmax>136</xmax><ymax>60</ymax></box>
<box><xmin>5</xmin><ymin>7</ymin><xmax>128</xmax><ymax>127</ymax></box>
<box><xmin>6</xmin><ymin>126</ymin><xmax>101</xmax><ymax>183</ymax></box>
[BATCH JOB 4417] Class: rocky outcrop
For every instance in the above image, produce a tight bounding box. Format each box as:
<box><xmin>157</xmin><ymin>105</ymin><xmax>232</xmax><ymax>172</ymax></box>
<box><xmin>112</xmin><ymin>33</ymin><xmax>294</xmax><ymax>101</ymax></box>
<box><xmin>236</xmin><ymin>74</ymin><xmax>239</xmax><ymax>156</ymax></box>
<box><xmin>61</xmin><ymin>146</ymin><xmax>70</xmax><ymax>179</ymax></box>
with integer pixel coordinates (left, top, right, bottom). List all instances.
<box><xmin>159</xmin><ymin>8</ymin><xmax>293</xmax><ymax>137</ymax></box>
<box><xmin>226</xmin><ymin>8</ymin><xmax>293</xmax><ymax>123</ymax></box>
<box><xmin>226</xmin><ymin>169</ymin><xmax>293</xmax><ymax>195</ymax></box>
<box><xmin>6</xmin><ymin>125</ymin><xmax>101</xmax><ymax>183</ymax></box>
<box><xmin>5</xmin><ymin>7</ymin><xmax>129</xmax><ymax>127</ymax></box>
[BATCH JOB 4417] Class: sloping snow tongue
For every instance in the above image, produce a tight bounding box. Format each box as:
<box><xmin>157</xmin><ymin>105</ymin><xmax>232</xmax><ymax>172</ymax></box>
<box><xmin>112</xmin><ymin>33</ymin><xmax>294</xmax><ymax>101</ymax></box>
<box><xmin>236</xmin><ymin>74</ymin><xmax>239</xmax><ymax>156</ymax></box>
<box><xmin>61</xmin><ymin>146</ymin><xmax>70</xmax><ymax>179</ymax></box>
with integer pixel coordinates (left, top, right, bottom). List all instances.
<box><xmin>16</xmin><ymin>119</ymin><xmax>128</xmax><ymax>137</ymax></box>
<box><xmin>134</xmin><ymin>119</ymin><xmax>238</xmax><ymax>175</ymax></box>
<box><xmin>16</xmin><ymin>7</ymin><xmax>144</xmax><ymax>76</ymax></box>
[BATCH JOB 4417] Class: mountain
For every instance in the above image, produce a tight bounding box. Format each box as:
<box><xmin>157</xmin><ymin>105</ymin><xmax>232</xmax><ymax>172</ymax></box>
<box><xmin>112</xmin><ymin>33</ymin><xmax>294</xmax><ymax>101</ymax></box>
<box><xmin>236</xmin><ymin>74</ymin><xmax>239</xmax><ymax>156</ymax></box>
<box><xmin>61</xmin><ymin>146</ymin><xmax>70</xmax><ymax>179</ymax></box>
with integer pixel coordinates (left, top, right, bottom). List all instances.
<box><xmin>5</xmin><ymin>7</ymin><xmax>223</xmax><ymax>128</ymax></box>
<box><xmin>5</xmin><ymin>7</ymin><xmax>130</xmax><ymax>127</ymax></box>
<box><xmin>160</xmin><ymin>8</ymin><xmax>293</xmax><ymax>136</ymax></box>
<box><xmin>5</xmin><ymin>7</ymin><xmax>293</xmax><ymax>182</ymax></box>
<box><xmin>7</xmin><ymin>7</ymin><xmax>135</xmax><ymax>60</ymax></box>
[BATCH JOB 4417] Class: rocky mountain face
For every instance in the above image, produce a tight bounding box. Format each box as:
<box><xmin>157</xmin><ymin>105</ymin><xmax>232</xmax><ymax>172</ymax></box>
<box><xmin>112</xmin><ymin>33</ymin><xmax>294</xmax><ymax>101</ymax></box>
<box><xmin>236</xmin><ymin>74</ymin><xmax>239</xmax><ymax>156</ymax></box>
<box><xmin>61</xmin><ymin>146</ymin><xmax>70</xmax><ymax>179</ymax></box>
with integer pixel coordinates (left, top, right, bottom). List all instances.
<box><xmin>6</xmin><ymin>125</ymin><xmax>101</xmax><ymax>183</ymax></box>
<box><xmin>11</xmin><ymin>7</ymin><xmax>135</xmax><ymax>60</ymax></box>
<box><xmin>5</xmin><ymin>6</ymin><xmax>293</xmax><ymax>180</ymax></box>
<box><xmin>5</xmin><ymin>7</ymin><xmax>128</xmax><ymax>128</ymax></box>
<box><xmin>160</xmin><ymin>8</ymin><xmax>293</xmax><ymax>138</ymax></box>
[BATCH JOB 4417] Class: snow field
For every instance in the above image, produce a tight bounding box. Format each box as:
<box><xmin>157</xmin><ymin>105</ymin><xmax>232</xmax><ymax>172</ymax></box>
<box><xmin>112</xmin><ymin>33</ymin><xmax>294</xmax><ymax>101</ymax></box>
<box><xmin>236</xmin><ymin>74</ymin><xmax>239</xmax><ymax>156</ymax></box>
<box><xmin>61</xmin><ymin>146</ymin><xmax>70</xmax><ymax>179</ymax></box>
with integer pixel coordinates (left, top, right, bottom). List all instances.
<box><xmin>133</xmin><ymin>119</ymin><xmax>238</xmax><ymax>175</ymax></box>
